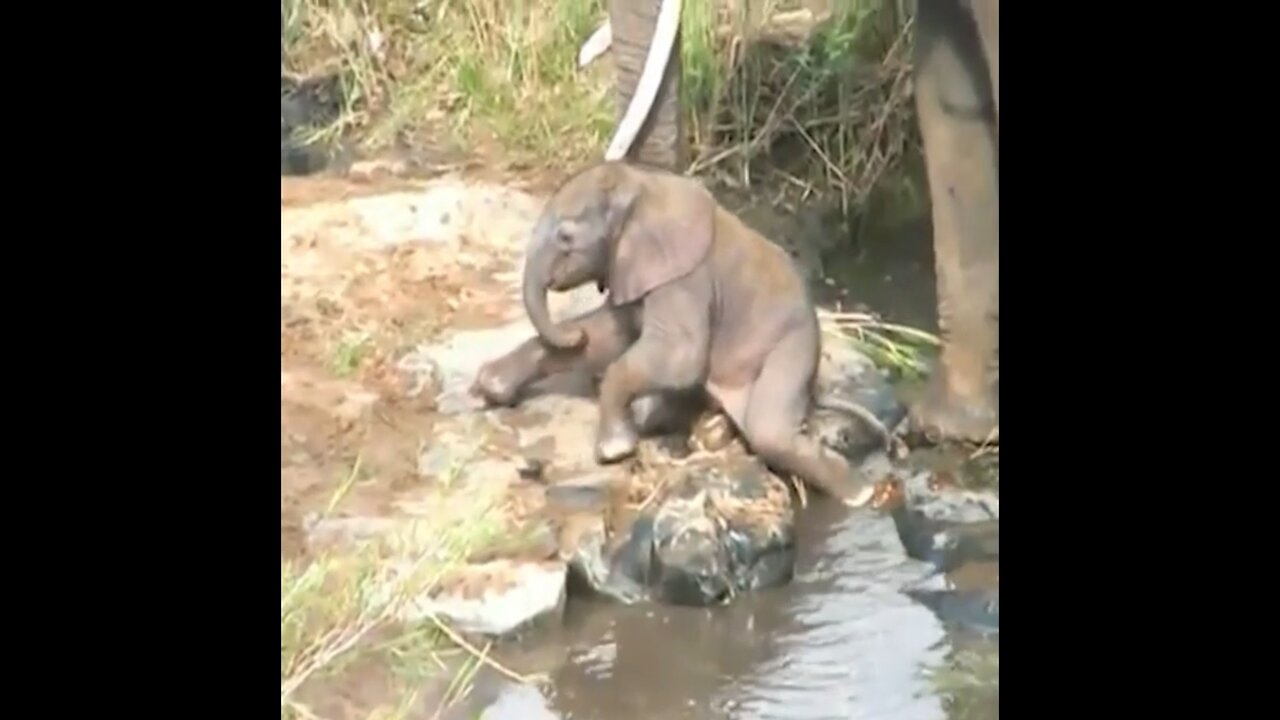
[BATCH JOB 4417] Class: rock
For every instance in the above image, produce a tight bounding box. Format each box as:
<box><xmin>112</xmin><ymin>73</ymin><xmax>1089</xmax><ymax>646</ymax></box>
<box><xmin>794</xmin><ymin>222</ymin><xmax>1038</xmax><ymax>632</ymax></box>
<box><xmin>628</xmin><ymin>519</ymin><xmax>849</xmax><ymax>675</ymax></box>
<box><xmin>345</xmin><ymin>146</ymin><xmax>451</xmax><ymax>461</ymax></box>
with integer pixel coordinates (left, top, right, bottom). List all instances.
<box><xmin>304</xmin><ymin>506</ymin><xmax>569</xmax><ymax>638</ymax></box>
<box><xmin>811</xmin><ymin>338</ymin><xmax>908</xmax><ymax>462</ymax></box>
<box><xmin>551</xmin><ymin>453</ymin><xmax>796</xmax><ymax>607</ymax></box>
<box><xmin>648</xmin><ymin>455</ymin><xmax>797</xmax><ymax>605</ymax></box>
<box><xmin>876</xmin><ymin>470</ymin><xmax>1000</xmax><ymax>633</ymax></box>
<box><xmin>395</xmin><ymin>559</ymin><xmax>568</xmax><ymax>637</ymax></box>
<box><xmin>901</xmin><ymin>561</ymin><xmax>999</xmax><ymax>634</ymax></box>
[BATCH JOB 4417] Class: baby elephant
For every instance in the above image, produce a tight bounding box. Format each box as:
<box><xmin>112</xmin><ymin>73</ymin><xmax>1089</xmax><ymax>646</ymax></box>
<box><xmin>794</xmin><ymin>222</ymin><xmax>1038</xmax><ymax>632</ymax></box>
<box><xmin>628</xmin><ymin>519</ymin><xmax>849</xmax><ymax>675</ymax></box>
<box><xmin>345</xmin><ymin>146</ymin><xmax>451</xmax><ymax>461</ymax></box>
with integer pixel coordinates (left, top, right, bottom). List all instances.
<box><xmin>471</xmin><ymin>161</ymin><xmax>876</xmax><ymax>508</ymax></box>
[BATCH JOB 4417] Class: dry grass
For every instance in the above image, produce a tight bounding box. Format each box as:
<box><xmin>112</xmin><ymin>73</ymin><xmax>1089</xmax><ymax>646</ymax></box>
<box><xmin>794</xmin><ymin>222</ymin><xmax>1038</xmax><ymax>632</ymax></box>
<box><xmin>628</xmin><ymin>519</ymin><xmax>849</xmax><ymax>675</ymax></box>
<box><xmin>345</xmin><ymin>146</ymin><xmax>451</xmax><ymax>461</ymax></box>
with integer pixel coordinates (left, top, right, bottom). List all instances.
<box><xmin>818</xmin><ymin>308</ymin><xmax>939</xmax><ymax>380</ymax></box>
<box><xmin>683</xmin><ymin>0</ymin><xmax>920</xmax><ymax>215</ymax></box>
<box><xmin>281</xmin><ymin>0</ymin><xmax>614</xmax><ymax>168</ymax></box>
<box><xmin>280</xmin><ymin>474</ymin><xmax>512</xmax><ymax>720</ymax></box>
<box><xmin>281</xmin><ymin>0</ymin><xmax>920</xmax><ymax>213</ymax></box>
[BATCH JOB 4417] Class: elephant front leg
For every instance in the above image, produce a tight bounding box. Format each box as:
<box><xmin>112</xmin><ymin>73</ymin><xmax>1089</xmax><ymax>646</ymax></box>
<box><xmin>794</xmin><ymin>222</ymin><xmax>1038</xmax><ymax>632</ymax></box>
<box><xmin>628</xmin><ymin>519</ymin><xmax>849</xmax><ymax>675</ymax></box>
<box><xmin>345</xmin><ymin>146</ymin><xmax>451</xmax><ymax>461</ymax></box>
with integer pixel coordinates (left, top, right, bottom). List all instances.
<box><xmin>471</xmin><ymin>304</ymin><xmax>639</xmax><ymax>407</ymax></box>
<box><xmin>595</xmin><ymin>288</ymin><xmax>711</xmax><ymax>463</ymax></box>
<box><xmin>908</xmin><ymin>0</ymin><xmax>1000</xmax><ymax>445</ymax></box>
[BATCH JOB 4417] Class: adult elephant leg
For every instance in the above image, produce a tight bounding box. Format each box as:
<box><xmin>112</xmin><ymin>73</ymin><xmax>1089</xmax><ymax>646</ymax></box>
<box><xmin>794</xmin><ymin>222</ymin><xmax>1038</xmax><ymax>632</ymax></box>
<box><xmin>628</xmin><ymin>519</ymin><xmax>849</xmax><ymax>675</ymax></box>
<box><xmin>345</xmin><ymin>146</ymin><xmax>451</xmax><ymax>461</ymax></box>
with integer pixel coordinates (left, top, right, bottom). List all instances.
<box><xmin>605</xmin><ymin>0</ymin><xmax>688</xmax><ymax>170</ymax></box>
<box><xmin>970</xmin><ymin>0</ymin><xmax>998</xmax><ymax>123</ymax></box>
<box><xmin>907</xmin><ymin>0</ymin><xmax>1000</xmax><ymax>444</ymax></box>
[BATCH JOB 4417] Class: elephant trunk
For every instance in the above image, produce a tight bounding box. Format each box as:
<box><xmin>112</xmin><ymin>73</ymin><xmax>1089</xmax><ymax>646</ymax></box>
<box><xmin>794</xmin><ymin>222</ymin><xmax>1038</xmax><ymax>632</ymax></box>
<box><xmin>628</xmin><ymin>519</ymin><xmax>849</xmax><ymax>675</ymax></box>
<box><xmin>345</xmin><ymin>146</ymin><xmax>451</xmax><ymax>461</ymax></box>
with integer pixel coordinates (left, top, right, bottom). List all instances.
<box><xmin>522</xmin><ymin>217</ymin><xmax>586</xmax><ymax>350</ymax></box>
<box><xmin>605</xmin><ymin>0</ymin><xmax>687</xmax><ymax>170</ymax></box>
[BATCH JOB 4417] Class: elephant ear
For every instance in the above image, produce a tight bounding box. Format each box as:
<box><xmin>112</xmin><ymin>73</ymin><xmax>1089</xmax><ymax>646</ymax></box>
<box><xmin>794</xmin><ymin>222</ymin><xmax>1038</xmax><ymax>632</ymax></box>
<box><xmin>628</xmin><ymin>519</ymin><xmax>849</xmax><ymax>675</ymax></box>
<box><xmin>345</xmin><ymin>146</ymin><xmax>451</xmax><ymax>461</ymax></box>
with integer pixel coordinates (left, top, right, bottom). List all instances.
<box><xmin>606</xmin><ymin>174</ymin><xmax>716</xmax><ymax>306</ymax></box>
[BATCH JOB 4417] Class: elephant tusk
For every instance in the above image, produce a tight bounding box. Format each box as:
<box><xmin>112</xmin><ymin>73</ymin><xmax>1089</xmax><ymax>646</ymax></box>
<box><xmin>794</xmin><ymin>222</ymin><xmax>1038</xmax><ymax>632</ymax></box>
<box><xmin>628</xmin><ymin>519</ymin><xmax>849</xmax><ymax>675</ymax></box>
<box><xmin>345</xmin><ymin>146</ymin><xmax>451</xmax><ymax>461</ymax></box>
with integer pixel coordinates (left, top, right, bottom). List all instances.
<box><xmin>604</xmin><ymin>0</ymin><xmax>682</xmax><ymax>162</ymax></box>
<box><xmin>578</xmin><ymin>20</ymin><xmax>612</xmax><ymax>68</ymax></box>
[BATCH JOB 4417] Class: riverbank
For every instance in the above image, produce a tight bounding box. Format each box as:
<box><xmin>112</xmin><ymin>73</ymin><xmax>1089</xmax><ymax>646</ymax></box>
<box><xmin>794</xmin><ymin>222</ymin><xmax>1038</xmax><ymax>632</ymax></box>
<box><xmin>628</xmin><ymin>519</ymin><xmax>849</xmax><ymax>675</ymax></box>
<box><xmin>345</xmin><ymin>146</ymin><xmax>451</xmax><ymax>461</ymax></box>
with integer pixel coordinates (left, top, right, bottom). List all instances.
<box><xmin>280</xmin><ymin>2</ymin><xmax>975</xmax><ymax>717</ymax></box>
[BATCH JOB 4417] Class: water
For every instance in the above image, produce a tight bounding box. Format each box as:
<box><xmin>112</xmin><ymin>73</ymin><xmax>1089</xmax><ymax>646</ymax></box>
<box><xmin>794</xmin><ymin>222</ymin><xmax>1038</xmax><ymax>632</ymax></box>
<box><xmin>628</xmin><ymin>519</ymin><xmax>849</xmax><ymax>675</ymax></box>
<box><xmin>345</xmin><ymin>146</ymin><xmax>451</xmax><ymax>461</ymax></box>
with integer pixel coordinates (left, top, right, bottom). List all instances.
<box><xmin>457</xmin><ymin>487</ymin><xmax>994</xmax><ymax>720</ymax></box>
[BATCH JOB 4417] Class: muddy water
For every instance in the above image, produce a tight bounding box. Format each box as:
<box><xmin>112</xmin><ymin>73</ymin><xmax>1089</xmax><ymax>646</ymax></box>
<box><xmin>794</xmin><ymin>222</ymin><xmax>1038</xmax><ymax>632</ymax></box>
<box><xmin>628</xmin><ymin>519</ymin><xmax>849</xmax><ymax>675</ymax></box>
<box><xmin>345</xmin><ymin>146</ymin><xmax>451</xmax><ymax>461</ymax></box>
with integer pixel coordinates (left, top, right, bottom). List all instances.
<box><xmin>443</xmin><ymin>212</ymin><xmax>998</xmax><ymax>720</ymax></box>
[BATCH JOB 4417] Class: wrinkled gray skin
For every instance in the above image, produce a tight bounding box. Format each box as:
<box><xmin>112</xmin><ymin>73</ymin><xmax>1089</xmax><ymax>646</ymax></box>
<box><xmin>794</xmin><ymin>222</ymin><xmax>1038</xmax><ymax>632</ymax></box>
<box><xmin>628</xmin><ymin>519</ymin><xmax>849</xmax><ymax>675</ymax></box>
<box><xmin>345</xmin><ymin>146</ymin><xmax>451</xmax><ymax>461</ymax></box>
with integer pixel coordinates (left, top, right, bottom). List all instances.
<box><xmin>601</xmin><ymin>0</ymin><xmax>999</xmax><ymax>445</ymax></box>
<box><xmin>474</xmin><ymin>161</ymin><xmax>876</xmax><ymax>507</ymax></box>
<box><xmin>520</xmin><ymin>207</ymin><xmax>612</xmax><ymax>350</ymax></box>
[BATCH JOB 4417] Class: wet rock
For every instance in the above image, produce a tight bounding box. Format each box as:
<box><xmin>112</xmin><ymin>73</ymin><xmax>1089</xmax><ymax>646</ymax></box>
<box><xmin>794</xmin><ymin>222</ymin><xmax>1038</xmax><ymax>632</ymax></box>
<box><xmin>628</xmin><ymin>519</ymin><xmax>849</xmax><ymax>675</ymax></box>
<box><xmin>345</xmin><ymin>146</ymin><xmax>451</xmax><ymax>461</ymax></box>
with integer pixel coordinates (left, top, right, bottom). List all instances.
<box><xmin>811</xmin><ymin>339</ymin><xmax>908</xmax><ymax>461</ymax></box>
<box><xmin>649</xmin><ymin>456</ymin><xmax>796</xmax><ymax>605</ymax></box>
<box><xmin>876</xmin><ymin>471</ymin><xmax>1000</xmax><ymax>633</ymax></box>
<box><xmin>394</xmin><ymin>558</ymin><xmax>569</xmax><ymax>637</ymax></box>
<box><xmin>901</xmin><ymin>561</ymin><xmax>999</xmax><ymax>634</ymax></box>
<box><xmin>552</xmin><ymin>454</ymin><xmax>796</xmax><ymax>607</ymax></box>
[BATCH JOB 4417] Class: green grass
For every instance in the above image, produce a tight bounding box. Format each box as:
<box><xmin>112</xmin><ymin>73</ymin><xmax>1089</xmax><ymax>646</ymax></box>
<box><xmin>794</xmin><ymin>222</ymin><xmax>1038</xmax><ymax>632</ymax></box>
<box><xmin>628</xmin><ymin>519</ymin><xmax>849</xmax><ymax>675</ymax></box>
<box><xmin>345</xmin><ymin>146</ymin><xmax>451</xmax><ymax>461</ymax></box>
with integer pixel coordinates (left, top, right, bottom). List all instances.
<box><xmin>818</xmin><ymin>308</ymin><xmax>940</xmax><ymax>381</ymax></box>
<box><xmin>925</xmin><ymin>646</ymin><xmax>1000</xmax><ymax>720</ymax></box>
<box><xmin>281</xmin><ymin>0</ymin><xmax>614</xmax><ymax>167</ymax></box>
<box><xmin>281</xmin><ymin>0</ymin><xmax>920</xmax><ymax>213</ymax></box>
<box><xmin>281</xmin><ymin>473</ymin><xmax>509</xmax><ymax>719</ymax></box>
<box><xmin>331</xmin><ymin>329</ymin><xmax>372</xmax><ymax>377</ymax></box>
<box><xmin>679</xmin><ymin>0</ymin><xmax>920</xmax><ymax>213</ymax></box>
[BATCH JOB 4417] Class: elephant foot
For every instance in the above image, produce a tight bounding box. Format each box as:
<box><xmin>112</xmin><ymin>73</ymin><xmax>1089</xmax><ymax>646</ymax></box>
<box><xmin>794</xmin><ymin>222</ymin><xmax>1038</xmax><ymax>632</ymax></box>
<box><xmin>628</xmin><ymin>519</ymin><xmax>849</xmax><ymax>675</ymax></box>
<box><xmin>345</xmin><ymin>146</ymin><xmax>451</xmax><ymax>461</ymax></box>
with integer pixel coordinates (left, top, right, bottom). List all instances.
<box><xmin>470</xmin><ymin>361</ymin><xmax>523</xmax><ymax>407</ymax></box>
<box><xmin>595</xmin><ymin>417</ymin><xmax>640</xmax><ymax>464</ymax></box>
<box><xmin>908</xmin><ymin>373</ymin><xmax>998</xmax><ymax>446</ymax></box>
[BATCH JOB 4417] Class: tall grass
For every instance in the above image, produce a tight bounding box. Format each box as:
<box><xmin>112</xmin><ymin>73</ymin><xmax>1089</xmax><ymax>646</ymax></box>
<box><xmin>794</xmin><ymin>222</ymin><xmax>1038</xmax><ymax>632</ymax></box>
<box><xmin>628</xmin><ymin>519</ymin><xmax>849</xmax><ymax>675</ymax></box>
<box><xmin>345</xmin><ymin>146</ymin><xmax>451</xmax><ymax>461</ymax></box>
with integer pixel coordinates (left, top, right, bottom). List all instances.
<box><xmin>281</xmin><ymin>0</ymin><xmax>614</xmax><ymax>166</ymax></box>
<box><xmin>280</xmin><ymin>0</ymin><xmax>920</xmax><ymax>212</ymax></box>
<box><xmin>680</xmin><ymin>0</ymin><xmax>920</xmax><ymax>214</ymax></box>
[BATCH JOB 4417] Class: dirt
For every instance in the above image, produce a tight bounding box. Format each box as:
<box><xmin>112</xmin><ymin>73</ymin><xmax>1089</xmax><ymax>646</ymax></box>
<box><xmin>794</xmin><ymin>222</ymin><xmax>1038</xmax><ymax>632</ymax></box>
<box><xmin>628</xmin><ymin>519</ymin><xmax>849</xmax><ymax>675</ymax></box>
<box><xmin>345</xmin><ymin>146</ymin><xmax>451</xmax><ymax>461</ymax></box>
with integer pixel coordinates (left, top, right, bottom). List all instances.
<box><xmin>282</xmin><ymin>170</ymin><xmax>527</xmax><ymax>558</ymax></box>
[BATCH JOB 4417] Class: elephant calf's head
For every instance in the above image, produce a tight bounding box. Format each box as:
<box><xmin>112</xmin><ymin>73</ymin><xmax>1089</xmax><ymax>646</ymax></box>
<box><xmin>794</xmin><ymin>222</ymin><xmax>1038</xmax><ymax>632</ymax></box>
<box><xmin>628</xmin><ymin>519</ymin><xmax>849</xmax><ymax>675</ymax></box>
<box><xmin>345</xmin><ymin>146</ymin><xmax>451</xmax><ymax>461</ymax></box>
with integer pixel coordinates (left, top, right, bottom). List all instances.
<box><xmin>522</xmin><ymin>162</ymin><xmax>716</xmax><ymax>349</ymax></box>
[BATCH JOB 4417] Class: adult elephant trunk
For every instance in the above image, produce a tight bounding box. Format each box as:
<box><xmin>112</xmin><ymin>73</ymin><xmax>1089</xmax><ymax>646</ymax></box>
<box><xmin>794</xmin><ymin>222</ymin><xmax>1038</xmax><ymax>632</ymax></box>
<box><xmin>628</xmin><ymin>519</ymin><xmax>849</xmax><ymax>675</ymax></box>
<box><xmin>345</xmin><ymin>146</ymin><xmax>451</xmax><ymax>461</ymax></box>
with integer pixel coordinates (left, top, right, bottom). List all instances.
<box><xmin>604</xmin><ymin>0</ymin><xmax>687</xmax><ymax>170</ymax></box>
<box><xmin>522</xmin><ymin>215</ymin><xmax>586</xmax><ymax>350</ymax></box>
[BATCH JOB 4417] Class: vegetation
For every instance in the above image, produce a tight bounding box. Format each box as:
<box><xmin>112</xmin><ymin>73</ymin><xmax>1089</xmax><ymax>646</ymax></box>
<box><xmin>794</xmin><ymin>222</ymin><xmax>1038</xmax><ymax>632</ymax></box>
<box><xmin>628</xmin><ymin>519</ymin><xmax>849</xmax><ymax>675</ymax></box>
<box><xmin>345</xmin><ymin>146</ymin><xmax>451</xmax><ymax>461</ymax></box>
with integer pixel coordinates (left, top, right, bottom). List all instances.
<box><xmin>281</xmin><ymin>475</ymin><xmax>510</xmax><ymax>719</ymax></box>
<box><xmin>280</xmin><ymin>0</ymin><xmax>922</xmax><ymax>210</ymax></box>
<box><xmin>926</xmin><ymin>645</ymin><xmax>1000</xmax><ymax>720</ymax></box>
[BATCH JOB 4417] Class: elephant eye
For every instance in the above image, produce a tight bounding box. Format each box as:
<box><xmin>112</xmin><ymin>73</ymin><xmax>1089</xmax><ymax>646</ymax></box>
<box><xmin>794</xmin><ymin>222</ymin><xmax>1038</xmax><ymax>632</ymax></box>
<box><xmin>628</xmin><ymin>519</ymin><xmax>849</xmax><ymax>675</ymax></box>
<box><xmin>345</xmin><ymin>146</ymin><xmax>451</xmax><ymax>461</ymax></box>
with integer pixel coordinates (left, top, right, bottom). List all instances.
<box><xmin>556</xmin><ymin>228</ymin><xmax>574</xmax><ymax>248</ymax></box>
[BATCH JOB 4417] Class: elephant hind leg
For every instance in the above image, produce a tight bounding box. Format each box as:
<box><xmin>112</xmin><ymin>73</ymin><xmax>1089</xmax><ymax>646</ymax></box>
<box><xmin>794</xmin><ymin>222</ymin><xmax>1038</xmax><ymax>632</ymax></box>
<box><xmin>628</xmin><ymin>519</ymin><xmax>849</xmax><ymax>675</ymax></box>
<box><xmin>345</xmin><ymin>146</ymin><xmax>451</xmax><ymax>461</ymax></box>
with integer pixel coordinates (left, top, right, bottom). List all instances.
<box><xmin>471</xmin><ymin>304</ymin><xmax>638</xmax><ymax>407</ymax></box>
<box><xmin>907</xmin><ymin>0</ymin><xmax>999</xmax><ymax>445</ymax></box>
<box><xmin>630</xmin><ymin>389</ymin><xmax>707</xmax><ymax>437</ymax></box>
<box><xmin>737</xmin><ymin>324</ymin><xmax>875</xmax><ymax>508</ymax></box>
